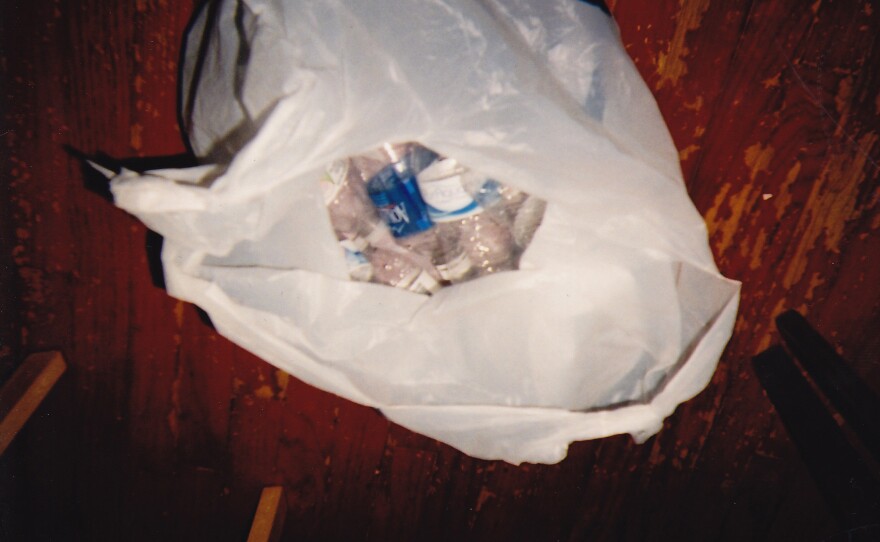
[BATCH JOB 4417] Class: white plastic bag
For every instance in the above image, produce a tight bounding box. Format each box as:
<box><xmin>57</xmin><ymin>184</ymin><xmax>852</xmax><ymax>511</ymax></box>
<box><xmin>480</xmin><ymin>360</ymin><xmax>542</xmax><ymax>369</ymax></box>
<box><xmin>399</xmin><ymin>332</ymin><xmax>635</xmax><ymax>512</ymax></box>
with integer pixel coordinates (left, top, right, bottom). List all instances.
<box><xmin>109</xmin><ymin>0</ymin><xmax>740</xmax><ymax>464</ymax></box>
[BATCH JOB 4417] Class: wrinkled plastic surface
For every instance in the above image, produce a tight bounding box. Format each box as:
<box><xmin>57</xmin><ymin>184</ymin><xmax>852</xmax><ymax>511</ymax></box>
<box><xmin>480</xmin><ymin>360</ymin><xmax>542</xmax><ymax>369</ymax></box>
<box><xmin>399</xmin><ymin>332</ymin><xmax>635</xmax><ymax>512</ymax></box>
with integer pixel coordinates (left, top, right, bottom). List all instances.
<box><xmin>109</xmin><ymin>0</ymin><xmax>740</xmax><ymax>464</ymax></box>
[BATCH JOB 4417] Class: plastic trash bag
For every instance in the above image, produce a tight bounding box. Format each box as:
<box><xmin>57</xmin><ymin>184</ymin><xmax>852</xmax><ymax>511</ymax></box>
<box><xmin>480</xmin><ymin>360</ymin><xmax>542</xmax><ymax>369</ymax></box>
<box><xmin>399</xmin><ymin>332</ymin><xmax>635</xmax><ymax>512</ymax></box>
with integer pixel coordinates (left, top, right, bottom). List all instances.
<box><xmin>108</xmin><ymin>0</ymin><xmax>740</xmax><ymax>464</ymax></box>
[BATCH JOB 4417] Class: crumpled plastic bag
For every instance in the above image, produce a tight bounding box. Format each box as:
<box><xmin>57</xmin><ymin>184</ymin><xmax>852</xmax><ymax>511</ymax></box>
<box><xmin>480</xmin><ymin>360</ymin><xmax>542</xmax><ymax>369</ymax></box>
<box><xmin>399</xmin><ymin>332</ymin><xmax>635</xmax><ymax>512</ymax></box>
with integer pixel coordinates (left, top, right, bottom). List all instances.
<box><xmin>107</xmin><ymin>0</ymin><xmax>740</xmax><ymax>464</ymax></box>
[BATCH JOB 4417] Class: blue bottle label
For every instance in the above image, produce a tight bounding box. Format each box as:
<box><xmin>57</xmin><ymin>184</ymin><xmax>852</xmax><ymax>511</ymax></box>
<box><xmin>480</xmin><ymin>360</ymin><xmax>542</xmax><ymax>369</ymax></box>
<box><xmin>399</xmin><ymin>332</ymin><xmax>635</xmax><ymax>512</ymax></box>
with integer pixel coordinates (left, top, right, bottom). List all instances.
<box><xmin>368</xmin><ymin>166</ymin><xmax>433</xmax><ymax>237</ymax></box>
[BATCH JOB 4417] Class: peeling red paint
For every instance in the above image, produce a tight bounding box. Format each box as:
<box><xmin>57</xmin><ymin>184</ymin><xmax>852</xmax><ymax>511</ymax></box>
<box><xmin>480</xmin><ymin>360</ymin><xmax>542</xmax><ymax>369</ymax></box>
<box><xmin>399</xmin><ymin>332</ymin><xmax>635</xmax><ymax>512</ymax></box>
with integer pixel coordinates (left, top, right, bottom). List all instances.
<box><xmin>656</xmin><ymin>0</ymin><xmax>710</xmax><ymax>88</ymax></box>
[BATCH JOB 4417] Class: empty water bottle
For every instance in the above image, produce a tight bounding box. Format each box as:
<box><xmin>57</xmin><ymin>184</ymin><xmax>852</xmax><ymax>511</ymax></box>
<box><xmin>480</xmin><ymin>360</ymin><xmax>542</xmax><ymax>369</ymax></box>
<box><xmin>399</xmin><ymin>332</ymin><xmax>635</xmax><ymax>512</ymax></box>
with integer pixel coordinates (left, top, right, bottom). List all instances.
<box><xmin>322</xmin><ymin>158</ymin><xmax>381</xmax><ymax>245</ymax></box>
<box><xmin>417</xmin><ymin>158</ymin><xmax>515</xmax><ymax>276</ymax></box>
<box><xmin>368</xmin><ymin>247</ymin><xmax>441</xmax><ymax>295</ymax></box>
<box><xmin>324</xmin><ymin>142</ymin><xmax>545</xmax><ymax>292</ymax></box>
<box><xmin>511</xmin><ymin>195</ymin><xmax>547</xmax><ymax>250</ymax></box>
<box><xmin>462</xmin><ymin>176</ymin><xmax>528</xmax><ymax>228</ymax></box>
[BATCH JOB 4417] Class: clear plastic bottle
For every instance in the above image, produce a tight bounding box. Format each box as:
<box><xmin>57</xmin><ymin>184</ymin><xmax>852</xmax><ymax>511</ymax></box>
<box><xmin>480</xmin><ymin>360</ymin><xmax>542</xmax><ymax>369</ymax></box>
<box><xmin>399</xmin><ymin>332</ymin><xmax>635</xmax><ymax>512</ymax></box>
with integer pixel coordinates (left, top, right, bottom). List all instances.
<box><xmin>460</xmin><ymin>212</ymin><xmax>517</xmax><ymax>274</ymax></box>
<box><xmin>401</xmin><ymin>143</ymin><xmax>439</xmax><ymax>177</ymax></box>
<box><xmin>332</xmin><ymin>143</ymin><xmax>535</xmax><ymax>288</ymax></box>
<box><xmin>511</xmin><ymin>195</ymin><xmax>547</xmax><ymax>250</ymax></box>
<box><xmin>322</xmin><ymin>158</ymin><xmax>381</xmax><ymax>244</ymax></box>
<box><xmin>345</xmin><ymin>148</ymin><xmax>444</xmax><ymax>293</ymax></box>
<box><xmin>356</xmin><ymin>144</ymin><xmax>474</xmax><ymax>285</ymax></box>
<box><xmin>461</xmin><ymin>176</ymin><xmax>528</xmax><ymax>229</ymax></box>
<box><xmin>401</xmin><ymin>157</ymin><xmax>474</xmax><ymax>282</ymax></box>
<box><xmin>367</xmin><ymin>246</ymin><xmax>441</xmax><ymax>295</ymax></box>
<box><xmin>417</xmin><ymin>158</ymin><xmax>515</xmax><ymax>277</ymax></box>
<box><xmin>338</xmin><ymin>238</ymin><xmax>374</xmax><ymax>282</ymax></box>
<box><xmin>461</xmin><ymin>173</ymin><xmax>546</xmax><ymax>265</ymax></box>
<box><xmin>365</xmin><ymin>167</ymin><xmax>433</xmax><ymax>238</ymax></box>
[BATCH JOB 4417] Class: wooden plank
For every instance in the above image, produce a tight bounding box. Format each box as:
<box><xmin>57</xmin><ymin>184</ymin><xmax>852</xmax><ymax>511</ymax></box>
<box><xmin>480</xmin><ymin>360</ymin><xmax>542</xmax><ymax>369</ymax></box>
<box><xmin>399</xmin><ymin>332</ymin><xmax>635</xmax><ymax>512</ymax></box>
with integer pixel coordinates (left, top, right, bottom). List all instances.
<box><xmin>246</xmin><ymin>486</ymin><xmax>287</xmax><ymax>542</ymax></box>
<box><xmin>0</xmin><ymin>351</ymin><xmax>66</xmax><ymax>456</ymax></box>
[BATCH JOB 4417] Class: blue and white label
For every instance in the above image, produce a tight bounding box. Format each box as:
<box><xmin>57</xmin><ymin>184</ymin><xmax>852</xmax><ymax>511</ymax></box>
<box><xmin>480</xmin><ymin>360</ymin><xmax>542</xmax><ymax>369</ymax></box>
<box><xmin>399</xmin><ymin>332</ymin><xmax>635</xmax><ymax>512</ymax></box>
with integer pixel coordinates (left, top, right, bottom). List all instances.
<box><xmin>417</xmin><ymin>159</ymin><xmax>482</xmax><ymax>222</ymax></box>
<box><xmin>367</xmin><ymin>165</ymin><xmax>433</xmax><ymax>237</ymax></box>
<box><xmin>339</xmin><ymin>239</ymin><xmax>373</xmax><ymax>282</ymax></box>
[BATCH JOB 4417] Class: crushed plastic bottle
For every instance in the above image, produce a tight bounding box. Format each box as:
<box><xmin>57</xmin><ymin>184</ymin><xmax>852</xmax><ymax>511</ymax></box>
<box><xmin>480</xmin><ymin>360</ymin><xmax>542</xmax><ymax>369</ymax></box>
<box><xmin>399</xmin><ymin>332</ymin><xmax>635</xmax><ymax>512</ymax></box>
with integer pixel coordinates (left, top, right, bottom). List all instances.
<box><xmin>322</xmin><ymin>142</ymin><xmax>545</xmax><ymax>293</ymax></box>
<box><xmin>368</xmin><ymin>145</ymin><xmax>474</xmax><ymax>284</ymax></box>
<box><xmin>322</xmin><ymin>158</ymin><xmax>381</xmax><ymax>245</ymax></box>
<box><xmin>368</xmin><ymin>247</ymin><xmax>441</xmax><ymax>295</ymax></box>
<box><xmin>365</xmin><ymin>165</ymin><xmax>433</xmax><ymax>238</ymax></box>
<box><xmin>417</xmin><ymin>157</ymin><xmax>515</xmax><ymax>276</ymax></box>
<box><xmin>511</xmin><ymin>195</ymin><xmax>547</xmax><ymax>249</ymax></box>
<box><xmin>324</xmin><ymin>156</ymin><xmax>440</xmax><ymax>294</ymax></box>
<box><xmin>339</xmin><ymin>238</ymin><xmax>374</xmax><ymax>282</ymax></box>
<box><xmin>463</xmin><ymin>177</ymin><xmax>528</xmax><ymax>229</ymax></box>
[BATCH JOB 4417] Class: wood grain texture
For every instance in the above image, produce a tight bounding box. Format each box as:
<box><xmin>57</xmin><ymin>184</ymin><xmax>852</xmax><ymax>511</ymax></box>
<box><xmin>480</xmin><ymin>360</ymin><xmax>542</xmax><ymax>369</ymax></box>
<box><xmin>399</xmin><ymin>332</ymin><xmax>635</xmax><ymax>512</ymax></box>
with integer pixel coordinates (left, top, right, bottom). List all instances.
<box><xmin>2</xmin><ymin>0</ymin><xmax>878</xmax><ymax>540</ymax></box>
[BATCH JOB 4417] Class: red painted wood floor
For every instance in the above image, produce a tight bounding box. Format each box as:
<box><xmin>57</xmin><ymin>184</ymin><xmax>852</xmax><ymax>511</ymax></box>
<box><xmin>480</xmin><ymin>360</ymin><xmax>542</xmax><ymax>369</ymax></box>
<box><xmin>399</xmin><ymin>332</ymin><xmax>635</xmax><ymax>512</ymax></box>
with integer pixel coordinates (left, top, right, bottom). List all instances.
<box><xmin>2</xmin><ymin>0</ymin><xmax>879</xmax><ymax>540</ymax></box>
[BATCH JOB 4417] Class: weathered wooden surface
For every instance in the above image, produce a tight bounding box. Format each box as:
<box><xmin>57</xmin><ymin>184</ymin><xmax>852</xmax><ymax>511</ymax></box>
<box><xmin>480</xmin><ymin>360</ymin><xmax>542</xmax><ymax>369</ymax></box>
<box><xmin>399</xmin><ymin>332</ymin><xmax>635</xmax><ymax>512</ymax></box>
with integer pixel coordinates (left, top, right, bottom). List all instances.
<box><xmin>2</xmin><ymin>0</ymin><xmax>878</xmax><ymax>540</ymax></box>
